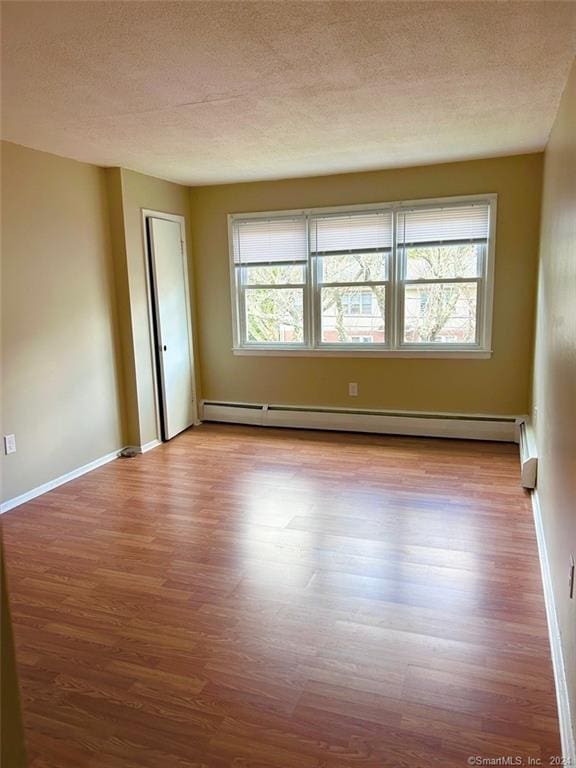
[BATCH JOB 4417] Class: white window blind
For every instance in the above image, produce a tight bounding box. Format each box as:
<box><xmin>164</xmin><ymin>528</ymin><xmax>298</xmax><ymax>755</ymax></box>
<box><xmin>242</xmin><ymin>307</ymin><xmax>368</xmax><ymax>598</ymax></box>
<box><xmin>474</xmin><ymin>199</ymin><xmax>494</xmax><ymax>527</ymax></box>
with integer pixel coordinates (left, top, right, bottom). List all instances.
<box><xmin>310</xmin><ymin>211</ymin><xmax>393</xmax><ymax>254</ymax></box>
<box><xmin>232</xmin><ymin>216</ymin><xmax>307</xmax><ymax>265</ymax></box>
<box><xmin>397</xmin><ymin>204</ymin><xmax>490</xmax><ymax>247</ymax></box>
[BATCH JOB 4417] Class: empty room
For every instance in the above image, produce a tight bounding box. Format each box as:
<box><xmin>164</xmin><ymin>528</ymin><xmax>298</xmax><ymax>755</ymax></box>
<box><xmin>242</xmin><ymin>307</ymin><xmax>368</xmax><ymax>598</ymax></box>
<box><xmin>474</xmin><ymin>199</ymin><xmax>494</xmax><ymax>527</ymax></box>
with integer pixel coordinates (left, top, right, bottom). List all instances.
<box><xmin>1</xmin><ymin>1</ymin><xmax>575</xmax><ymax>766</ymax></box>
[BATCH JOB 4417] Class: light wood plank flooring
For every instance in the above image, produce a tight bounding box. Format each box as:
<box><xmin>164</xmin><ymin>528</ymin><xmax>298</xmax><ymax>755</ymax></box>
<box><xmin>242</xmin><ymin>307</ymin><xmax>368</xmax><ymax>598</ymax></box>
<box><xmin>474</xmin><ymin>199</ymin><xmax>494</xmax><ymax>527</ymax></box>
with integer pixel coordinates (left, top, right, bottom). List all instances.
<box><xmin>2</xmin><ymin>424</ymin><xmax>560</xmax><ymax>767</ymax></box>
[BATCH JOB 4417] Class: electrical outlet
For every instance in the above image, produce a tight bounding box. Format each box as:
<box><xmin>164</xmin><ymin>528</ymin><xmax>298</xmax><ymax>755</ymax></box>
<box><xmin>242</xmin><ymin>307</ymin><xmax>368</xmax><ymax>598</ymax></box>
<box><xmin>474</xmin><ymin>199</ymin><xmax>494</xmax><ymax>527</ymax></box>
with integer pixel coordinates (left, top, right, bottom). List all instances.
<box><xmin>348</xmin><ymin>382</ymin><xmax>358</xmax><ymax>397</ymax></box>
<box><xmin>4</xmin><ymin>434</ymin><xmax>16</xmax><ymax>455</ymax></box>
<box><xmin>569</xmin><ymin>555</ymin><xmax>575</xmax><ymax>599</ymax></box>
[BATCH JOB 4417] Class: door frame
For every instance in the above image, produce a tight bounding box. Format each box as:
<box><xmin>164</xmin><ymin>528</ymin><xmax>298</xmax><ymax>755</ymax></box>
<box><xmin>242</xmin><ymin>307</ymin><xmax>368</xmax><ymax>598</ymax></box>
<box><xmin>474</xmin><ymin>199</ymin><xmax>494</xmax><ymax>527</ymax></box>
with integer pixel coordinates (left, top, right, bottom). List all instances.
<box><xmin>141</xmin><ymin>209</ymin><xmax>199</xmax><ymax>440</ymax></box>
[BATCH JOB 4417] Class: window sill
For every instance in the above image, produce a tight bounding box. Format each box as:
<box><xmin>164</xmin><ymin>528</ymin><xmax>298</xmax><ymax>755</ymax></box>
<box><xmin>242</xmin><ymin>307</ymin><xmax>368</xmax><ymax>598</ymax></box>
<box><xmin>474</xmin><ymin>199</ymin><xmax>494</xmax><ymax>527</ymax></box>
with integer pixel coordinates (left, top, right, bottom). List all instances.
<box><xmin>232</xmin><ymin>347</ymin><xmax>492</xmax><ymax>359</ymax></box>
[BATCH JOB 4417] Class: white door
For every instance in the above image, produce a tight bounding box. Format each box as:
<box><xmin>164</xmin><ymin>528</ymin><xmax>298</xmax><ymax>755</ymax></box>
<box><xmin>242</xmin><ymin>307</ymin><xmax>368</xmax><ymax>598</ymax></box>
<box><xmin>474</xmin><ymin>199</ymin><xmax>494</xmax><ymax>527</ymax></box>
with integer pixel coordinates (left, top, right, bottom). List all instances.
<box><xmin>148</xmin><ymin>216</ymin><xmax>195</xmax><ymax>440</ymax></box>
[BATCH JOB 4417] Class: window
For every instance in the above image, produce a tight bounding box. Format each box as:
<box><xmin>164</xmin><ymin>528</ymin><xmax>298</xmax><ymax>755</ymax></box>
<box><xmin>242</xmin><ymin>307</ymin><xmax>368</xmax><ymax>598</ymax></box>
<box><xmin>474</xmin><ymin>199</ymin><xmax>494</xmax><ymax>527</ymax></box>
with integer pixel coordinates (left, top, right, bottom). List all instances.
<box><xmin>397</xmin><ymin>205</ymin><xmax>489</xmax><ymax>346</ymax></box>
<box><xmin>230</xmin><ymin>195</ymin><xmax>495</xmax><ymax>356</ymax></box>
<box><xmin>232</xmin><ymin>216</ymin><xmax>307</xmax><ymax>345</ymax></box>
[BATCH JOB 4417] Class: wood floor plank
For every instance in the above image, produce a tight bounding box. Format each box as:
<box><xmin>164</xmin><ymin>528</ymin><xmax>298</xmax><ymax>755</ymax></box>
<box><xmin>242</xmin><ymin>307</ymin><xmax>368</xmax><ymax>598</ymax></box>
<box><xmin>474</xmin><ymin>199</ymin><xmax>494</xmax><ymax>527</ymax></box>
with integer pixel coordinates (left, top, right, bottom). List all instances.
<box><xmin>2</xmin><ymin>424</ymin><xmax>560</xmax><ymax>767</ymax></box>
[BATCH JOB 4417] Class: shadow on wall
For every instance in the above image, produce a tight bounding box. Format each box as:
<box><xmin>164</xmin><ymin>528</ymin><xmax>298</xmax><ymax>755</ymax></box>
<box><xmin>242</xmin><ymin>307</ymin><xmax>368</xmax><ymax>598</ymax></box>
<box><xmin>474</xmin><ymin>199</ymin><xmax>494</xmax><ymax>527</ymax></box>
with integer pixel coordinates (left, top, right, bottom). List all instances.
<box><xmin>1</xmin><ymin>530</ymin><xmax>28</xmax><ymax>767</ymax></box>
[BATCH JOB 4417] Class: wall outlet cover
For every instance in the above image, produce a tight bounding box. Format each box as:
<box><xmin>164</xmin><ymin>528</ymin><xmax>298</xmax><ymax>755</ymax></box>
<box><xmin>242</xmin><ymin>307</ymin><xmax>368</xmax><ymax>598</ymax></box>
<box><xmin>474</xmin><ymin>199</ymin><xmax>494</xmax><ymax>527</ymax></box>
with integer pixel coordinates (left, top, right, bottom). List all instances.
<box><xmin>4</xmin><ymin>434</ymin><xmax>16</xmax><ymax>455</ymax></box>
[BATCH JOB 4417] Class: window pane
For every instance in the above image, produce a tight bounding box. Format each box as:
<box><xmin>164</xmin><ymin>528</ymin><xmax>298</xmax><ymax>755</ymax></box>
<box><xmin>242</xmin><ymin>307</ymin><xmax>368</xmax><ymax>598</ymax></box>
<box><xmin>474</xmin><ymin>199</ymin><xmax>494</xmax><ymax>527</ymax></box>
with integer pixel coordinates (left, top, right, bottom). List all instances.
<box><xmin>404</xmin><ymin>283</ymin><xmax>478</xmax><ymax>344</ymax></box>
<box><xmin>319</xmin><ymin>252</ymin><xmax>388</xmax><ymax>283</ymax></box>
<box><xmin>321</xmin><ymin>287</ymin><xmax>385</xmax><ymax>344</ymax></box>
<box><xmin>404</xmin><ymin>243</ymin><xmax>483</xmax><ymax>280</ymax></box>
<box><xmin>245</xmin><ymin>288</ymin><xmax>304</xmax><ymax>344</ymax></box>
<box><xmin>244</xmin><ymin>264</ymin><xmax>305</xmax><ymax>285</ymax></box>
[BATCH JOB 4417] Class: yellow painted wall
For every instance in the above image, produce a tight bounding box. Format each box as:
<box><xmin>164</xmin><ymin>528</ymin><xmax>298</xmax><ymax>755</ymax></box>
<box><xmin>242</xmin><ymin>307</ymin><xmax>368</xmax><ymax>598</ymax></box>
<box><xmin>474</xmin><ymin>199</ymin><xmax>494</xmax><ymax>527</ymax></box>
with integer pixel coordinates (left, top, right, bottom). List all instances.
<box><xmin>105</xmin><ymin>168</ymin><xmax>138</xmax><ymax>445</ymax></box>
<box><xmin>189</xmin><ymin>154</ymin><xmax>543</xmax><ymax>414</ymax></box>
<box><xmin>1</xmin><ymin>142</ymin><xmax>125</xmax><ymax>502</ymax></box>
<box><xmin>0</xmin><ymin>147</ymin><xmax>196</xmax><ymax>502</ymax></box>
<box><xmin>532</xmin><ymin>57</ymin><xmax>576</xmax><ymax>734</ymax></box>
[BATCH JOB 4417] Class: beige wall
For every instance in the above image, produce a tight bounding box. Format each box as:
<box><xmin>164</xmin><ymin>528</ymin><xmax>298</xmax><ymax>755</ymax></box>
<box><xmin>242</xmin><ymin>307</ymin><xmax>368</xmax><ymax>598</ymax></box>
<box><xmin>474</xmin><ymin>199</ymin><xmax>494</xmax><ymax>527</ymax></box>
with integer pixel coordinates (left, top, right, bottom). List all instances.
<box><xmin>532</xmin><ymin>57</ymin><xmax>576</xmax><ymax>734</ymax></box>
<box><xmin>105</xmin><ymin>168</ymin><xmax>138</xmax><ymax>446</ymax></box>
<box><xmin>111</xmin><ymin>168</ymin><xmax>195</xmax><ymax>447</ymax></box>
<box><xmin>190</xmin><ymin>153</ymin><xmax>542</xmax><ymax>414</ymax></box>
<box><xmin>0</xmin><ymin>145</ymin><xmax>196</xmax><ymax>502</ymax></box>
<box><xmin>1</xmin><ymin>141</ymin><xmax>124</xmax><ymax>501</ymax></box>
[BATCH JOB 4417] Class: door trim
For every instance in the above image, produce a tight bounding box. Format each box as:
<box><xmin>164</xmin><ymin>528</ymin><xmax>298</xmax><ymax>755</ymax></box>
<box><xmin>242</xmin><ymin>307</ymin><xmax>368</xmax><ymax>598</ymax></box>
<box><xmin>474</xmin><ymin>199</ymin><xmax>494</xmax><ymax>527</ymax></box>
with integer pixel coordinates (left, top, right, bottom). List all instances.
<box><xmin>141</xmin><ymin>209</ymin><xmax>199</xmax><ymax>439</ymax></box>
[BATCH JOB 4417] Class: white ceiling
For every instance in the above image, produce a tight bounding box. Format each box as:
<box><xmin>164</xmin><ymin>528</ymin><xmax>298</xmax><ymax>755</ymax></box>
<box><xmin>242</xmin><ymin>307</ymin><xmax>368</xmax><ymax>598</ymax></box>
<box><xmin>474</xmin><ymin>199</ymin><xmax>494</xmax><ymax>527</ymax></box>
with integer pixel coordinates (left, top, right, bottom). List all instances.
<box><xmin>2</xmin><ymin>1</ymin><xmax>576</xmax><ymax>185</ymax></box>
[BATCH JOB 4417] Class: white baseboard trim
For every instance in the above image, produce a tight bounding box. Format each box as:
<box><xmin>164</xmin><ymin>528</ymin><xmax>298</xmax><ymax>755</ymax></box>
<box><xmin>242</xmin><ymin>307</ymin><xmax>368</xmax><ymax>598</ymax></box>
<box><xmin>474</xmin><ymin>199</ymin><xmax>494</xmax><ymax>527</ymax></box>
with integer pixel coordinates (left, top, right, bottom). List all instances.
<box><xmin>201</xmin><ymin>401</ymin><xmax>519</xmax><ymax>442</ymax></box>
<box><xmin>531</xmin><ymin>489</ymin><xmax>576</xmax><ymax>764</ymax></box>
<box><xmin>127</xmin><ymin>439</ymin><xmax>162</xmax><ymax>454</ymax></box>
<box><xmin>0</xmin><ymin>448</ymin><xmax>123</xmax><ymax>514</ymax></box>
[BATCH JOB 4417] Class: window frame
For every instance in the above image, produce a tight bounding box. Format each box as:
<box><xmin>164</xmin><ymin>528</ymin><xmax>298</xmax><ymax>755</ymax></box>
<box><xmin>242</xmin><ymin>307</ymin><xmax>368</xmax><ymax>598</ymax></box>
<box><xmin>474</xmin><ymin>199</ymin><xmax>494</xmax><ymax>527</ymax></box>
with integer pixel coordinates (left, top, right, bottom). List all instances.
<box><xmin>228</xmin><ymin>194</ymin><xmax>497</xmax><ymax>358</ymax></box>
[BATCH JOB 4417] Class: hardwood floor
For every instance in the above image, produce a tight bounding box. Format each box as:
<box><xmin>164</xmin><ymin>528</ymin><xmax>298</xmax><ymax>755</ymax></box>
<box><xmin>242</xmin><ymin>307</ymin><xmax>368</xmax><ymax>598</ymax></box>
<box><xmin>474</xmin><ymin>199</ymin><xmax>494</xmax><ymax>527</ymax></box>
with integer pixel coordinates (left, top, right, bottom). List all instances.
<box><xmin>2</xmin><ymin>424</ymin><xmax>560</xmax><ymax>768</ymax></box>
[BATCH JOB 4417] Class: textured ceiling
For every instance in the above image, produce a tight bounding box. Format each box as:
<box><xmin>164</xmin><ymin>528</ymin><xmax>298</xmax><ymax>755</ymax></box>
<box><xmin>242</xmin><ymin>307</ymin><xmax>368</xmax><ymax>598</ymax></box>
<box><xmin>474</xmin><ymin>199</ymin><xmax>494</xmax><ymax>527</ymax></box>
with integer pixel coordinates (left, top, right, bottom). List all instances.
<box><xmin>2</xmin><ymin>1</ymin><xmax>576</xmax><ymax>185</ymax></box>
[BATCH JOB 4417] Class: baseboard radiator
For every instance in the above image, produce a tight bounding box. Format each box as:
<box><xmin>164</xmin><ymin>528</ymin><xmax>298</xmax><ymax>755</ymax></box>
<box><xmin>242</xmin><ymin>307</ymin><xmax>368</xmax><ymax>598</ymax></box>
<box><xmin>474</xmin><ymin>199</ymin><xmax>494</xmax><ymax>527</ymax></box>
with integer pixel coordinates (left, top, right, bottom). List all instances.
<box><xmin>201</xmin><ymin>401</ymin><xmax>520</xmax><ymax>442</ymax></box>
<box><xmin>518</xmin><ymin>418</ymin><xmax>538</xmax><ymax>488</ymax></box>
